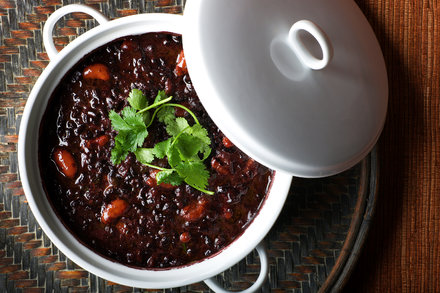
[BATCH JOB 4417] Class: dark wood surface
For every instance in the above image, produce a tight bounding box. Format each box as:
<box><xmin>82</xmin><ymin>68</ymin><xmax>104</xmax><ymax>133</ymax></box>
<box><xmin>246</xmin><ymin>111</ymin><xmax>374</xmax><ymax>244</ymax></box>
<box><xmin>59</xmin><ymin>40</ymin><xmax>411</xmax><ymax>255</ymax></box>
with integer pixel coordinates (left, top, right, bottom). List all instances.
<box><xmin>345</xmin><ymin>0</ymin><xmax>440</xmax><ymax>292</ymax></box>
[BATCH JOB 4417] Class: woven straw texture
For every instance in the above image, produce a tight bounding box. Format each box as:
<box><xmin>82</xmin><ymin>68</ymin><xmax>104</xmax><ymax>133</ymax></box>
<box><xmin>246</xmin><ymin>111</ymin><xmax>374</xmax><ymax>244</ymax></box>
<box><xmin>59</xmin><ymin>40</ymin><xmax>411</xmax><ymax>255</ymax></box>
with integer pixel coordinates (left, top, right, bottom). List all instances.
<box><xmin>0</xmin><ymin>1</ymin><xmax>376</xmax><ymax>292</ymax></box>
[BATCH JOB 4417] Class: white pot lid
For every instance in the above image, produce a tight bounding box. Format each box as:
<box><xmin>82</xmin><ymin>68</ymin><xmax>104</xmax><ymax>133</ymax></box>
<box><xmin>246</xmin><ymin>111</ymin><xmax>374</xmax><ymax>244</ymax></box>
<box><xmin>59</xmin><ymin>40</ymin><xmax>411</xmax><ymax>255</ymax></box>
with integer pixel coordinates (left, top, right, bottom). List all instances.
<box><xmin>183</xmin><ymin>0</ymin><xmax>388</xmax><ymax>178</ymax></box>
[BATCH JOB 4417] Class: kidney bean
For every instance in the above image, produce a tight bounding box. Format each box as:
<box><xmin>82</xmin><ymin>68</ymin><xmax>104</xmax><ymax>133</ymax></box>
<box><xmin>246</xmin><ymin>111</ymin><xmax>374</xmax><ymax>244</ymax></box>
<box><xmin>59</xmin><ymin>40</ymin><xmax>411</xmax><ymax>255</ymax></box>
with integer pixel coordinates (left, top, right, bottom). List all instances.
<box><xmin>116</xmin><ymin>219</ymin><xmax>129</xmax><ymax>235</ymax></box>
<box><xmin>121</xmin><ymin>40</ymin><xmax>137</xmax><ymax>51</ymax></box>
<box><xmin>145</xmin><ymin>177</ymin><xmax>155</xmax><ymax>187</ymax></box>
<box><xmin>86</xmin><ymin>135</ymin><xmax>110</xmax><ymax>148</ymax></box>
<box><xmin>180</xmin><ymin>198</ymin><xmax>208</xmax><ymax>222</ymax></box>
<box><xmin>149</xmin><ymin>169</ymin><xmax>175</xmax><ymax>189</ymax></box>
<box><xmin>175</xmin><ymin>50</ymin><xmax>187</xmax><ymax>76</ymax></box>
<box><xmin>222</xmin><ymin>137</ymin><xmax>234</xmax><ymax>148</ymax></box>
<box><xmin>223</xmin><ymin>207</ymin><xmax>233</xmax><ymax>220</ymax></box>
<box><xmin>83</xmin><ymin>64</ymin><xmax>110</xmax><ymax>81</ymax></box>
<box><xmin>101</xmin><ymin>199</ymin><xmax>128</xmax><ymax>224</ymax></box>
<box><xmin>174</xmin><ymin>102</ymin><xmax>190</xmax><ymax>117</ymax></box>
<box><xmin>211</xmin><ymin>157</ymin><xmax>230</xmax><ymax>176</ymax></box>
<box><xmin>242</xmin><ymin>158</ymin><xmax>258</xmax><ymax>179</ymax></box>
<box><xmin>53</xmin><ymin>149</ymin><xmax>77</xmax><ymax>178</ymax></box>
<box><xmin>164</xmin><ymin>78</ymin><xmax>174</xmax><ymax>95</ymax></box>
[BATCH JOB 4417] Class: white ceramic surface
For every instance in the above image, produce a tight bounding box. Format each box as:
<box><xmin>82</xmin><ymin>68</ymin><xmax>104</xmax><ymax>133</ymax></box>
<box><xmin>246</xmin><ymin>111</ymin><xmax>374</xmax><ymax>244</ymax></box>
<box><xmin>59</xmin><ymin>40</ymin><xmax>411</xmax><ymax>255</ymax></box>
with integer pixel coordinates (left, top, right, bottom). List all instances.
<box><xmin>18</xmin><ymin>4</ymin><xmax>292</xmax><ymax>290</ymax></box>
<box><xmin>183</xmin><ymin>0</ymin><xmax>388</xmax><ymax>178</ymax></box>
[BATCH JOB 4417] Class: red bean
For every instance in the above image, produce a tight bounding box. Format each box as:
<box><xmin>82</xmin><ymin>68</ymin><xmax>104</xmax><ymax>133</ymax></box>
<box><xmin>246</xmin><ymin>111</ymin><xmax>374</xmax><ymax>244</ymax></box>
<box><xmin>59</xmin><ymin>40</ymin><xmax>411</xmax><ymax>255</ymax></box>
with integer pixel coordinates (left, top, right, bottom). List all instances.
<box><xmin>53</xmin><ymin>149</ymin><xmax>77</xmax><ymax>178</ymax></box>
<box><xmin>101</xmin><ymin>199</ymin><xmax>128</xmax><ymax>224</ymax></box>
<box><xmin>83</xmin><ymin>64</ymin><xmax>110</xmax><ymax>81</ymax></box>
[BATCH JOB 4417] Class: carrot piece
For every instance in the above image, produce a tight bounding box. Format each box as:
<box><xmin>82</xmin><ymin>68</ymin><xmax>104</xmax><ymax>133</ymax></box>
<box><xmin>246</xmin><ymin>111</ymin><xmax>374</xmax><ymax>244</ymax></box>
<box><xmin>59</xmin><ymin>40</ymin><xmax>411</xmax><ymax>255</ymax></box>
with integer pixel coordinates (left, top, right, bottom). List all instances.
<box><xmin>53</xmin><ymin>149</ymin><xmax>77</xmax><ymax>178</ymax></box>
<box><xmin>83</xmin><ymin>64</ymin><xmax>110</xmax><ymax>81</ymax></box>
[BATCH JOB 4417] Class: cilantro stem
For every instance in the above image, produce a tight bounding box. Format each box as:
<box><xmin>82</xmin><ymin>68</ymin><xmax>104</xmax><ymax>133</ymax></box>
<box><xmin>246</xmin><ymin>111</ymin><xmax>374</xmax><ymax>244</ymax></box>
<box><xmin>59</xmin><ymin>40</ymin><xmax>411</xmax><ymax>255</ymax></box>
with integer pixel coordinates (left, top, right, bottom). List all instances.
<box><xmin>140</xmin><ymin>162</ymin><xmax>173</xmax><ymax>172</ymax></box>
<box><xmin>166</xmin><ymin>103</ymin><xmax>200</xmax><ymax>125</ymax></box>
<box><xmin>192</xmin><ymin>186</ymin><xmax>214</xmax><ymax>195</ymax></box>
<box><xmin>146</xmin><ymin>105</ymin><xmax>165</xmax><ymax>128</ymax></box>
<box><xmin>147</xmin><ymin>103</ymin><xmax>200</xmax><ymax>129</ymax></box>
<box><xmin>138</xmin><ymin>96</ymin><xmax>173</xmax><ymax>114</ymax></box>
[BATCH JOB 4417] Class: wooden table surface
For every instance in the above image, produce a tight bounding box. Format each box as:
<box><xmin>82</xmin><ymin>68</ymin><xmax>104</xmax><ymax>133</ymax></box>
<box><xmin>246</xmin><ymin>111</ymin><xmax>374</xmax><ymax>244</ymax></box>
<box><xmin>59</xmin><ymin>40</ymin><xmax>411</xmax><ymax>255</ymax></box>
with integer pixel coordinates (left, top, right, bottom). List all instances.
<box><xmin>344</xmin><ymin>0</ymin><xmax>440</xmax><ymax>292</ymax></box>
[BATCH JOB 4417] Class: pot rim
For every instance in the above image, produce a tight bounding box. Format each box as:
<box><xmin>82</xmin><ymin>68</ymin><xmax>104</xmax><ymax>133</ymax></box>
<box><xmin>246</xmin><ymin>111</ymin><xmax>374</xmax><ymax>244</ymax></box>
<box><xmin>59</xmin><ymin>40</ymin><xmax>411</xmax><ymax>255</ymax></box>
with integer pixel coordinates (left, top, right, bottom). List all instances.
<box><xmin>18</xmin><ymin>12</ymin><xmax>293</xmax><ymax>288</ymax></box>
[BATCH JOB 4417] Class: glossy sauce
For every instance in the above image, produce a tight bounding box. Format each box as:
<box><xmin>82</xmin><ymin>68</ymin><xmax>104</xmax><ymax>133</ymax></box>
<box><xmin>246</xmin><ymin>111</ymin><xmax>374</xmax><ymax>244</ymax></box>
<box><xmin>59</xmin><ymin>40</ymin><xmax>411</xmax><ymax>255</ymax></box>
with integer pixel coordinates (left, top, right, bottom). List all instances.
<box><xmin>39</xmin><ymin>33</ymin><xmax>273</xmax><ymax>268</ymax></box>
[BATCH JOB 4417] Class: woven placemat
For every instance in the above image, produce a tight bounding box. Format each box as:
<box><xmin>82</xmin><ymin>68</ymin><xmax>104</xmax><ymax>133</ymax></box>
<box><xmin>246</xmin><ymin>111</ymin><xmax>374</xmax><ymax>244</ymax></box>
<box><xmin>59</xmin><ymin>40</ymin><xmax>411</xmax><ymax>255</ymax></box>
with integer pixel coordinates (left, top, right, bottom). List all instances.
<box><xmin>0</xmin><ymin>1</ymin><xmax>377</xmax><ymax>292</ymax></box>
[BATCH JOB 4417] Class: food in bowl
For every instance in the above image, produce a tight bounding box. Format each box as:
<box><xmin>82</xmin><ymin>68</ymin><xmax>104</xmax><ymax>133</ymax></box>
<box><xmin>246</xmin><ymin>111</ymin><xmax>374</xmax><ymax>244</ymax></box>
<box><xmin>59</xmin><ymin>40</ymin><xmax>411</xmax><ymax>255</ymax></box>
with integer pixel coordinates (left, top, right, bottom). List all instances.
<box><xmin>38</xmin><ymin>32</ymin><xmax>273</xmax><ymax>268</ymax></box>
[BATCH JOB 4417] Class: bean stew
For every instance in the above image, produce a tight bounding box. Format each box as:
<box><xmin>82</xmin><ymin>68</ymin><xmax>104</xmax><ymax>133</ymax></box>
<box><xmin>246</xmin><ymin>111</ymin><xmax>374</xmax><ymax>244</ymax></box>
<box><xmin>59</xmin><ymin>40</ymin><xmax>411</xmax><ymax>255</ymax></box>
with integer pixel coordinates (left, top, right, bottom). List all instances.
<box><xmin>39</xmin><ymin>33</ymin><xmax>273</xmax><ymax>268</ymax></box>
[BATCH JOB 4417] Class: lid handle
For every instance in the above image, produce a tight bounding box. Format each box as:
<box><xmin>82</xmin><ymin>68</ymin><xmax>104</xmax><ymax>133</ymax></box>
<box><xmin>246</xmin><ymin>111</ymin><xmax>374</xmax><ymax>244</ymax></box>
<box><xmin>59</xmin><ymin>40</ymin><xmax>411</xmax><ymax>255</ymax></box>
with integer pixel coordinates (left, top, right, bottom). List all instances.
<box><xmin>288</xmin><ymin>20</ymin><xmax>333</xmax><ymax>70</ymax></box>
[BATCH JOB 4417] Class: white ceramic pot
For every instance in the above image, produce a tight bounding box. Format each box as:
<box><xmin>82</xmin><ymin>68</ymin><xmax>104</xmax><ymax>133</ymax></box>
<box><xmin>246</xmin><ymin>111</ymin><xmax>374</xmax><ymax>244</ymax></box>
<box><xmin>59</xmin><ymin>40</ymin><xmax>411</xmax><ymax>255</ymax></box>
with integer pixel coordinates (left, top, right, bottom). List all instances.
<box><xmin>18</xmin><ymin>4</ymin><xmax>293</xmax><ymax>292</ymax></box>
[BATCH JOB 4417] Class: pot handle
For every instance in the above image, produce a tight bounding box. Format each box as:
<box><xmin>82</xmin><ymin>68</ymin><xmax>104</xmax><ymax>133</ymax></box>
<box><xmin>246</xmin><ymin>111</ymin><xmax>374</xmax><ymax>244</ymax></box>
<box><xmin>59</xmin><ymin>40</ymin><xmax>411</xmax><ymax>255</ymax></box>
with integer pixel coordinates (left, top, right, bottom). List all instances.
<box><xmin>203</xmin><ymin>243</ymin><xmax>268</xmax><ymax>293</ymax></box>
<box><xmin>43</xmin><ymin>4</ymin><xmax>109</xmax><ymax>60</ymax></box>
<box><xmin>288</xmin><ymin>20</ymin><xmax>333</xmax><ymax>70</ymax></box>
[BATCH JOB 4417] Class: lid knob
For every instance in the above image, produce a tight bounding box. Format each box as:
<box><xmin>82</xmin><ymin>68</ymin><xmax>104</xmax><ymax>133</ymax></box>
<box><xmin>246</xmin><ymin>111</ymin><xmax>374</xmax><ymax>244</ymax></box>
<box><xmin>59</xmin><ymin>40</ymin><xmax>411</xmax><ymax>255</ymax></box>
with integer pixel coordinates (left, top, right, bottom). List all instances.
<box><xmin>288</xmin><ymin>20</ymin><xmax>333</xmax><ymax>70</ymax></box>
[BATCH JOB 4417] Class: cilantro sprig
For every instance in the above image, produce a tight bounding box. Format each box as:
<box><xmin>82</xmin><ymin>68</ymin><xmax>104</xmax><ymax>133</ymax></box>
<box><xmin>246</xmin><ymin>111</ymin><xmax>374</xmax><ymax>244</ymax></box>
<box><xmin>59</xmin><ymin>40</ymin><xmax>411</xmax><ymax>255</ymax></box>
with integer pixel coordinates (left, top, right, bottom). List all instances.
<box><xmin>109</xmin><ymin>89</ymin><xmax>213</xmax><ymax>195</ymax></box>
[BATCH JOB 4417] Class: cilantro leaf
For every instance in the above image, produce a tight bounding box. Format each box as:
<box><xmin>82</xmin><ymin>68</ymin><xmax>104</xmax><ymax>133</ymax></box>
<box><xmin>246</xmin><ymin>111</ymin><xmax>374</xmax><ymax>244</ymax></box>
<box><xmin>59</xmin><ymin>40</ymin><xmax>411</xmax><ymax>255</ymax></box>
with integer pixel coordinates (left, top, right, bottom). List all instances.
<box><xmin>175</xmin><ymin>160</ymin><xmax>210</xmax><ymax>190</ymax></box>
<box><xmin>121</xmin><ymin>107</ymin><xmax>142</xmax><ymax>127</ymax></box>
<box><xmin>111</xmin><ymin>141</ymin><xmax>129</xmax><ymax>165</ymax></box>
<box><xmin>110</xmin><ymin>106</ymin><xmax>148</xmax><ymax>164</ymax></box>
<box><xmin>174</xmin><ymin>133</ymin><xmax>203</xmax><ymax>160</ymax></box>
<box><xmin>156</xmin><ymin>170</ymin><xmax>184</xmax><ymax>185</ymax></box>
<box><xmin>141</xmin><ymin>111</ymin><xmax>151</xmax><ymax>124</ymax></box>
<box><xmin>190</xmin><ymin>124</ymin><xmax>211</xmax><ymax>159</ymax></box>
<box><xmin>125</xmin><ymin>126</ymin><xmax>148</xmax><ymax>152</ymax></box>
<box><xmin>134</xmin><ymin>148</ymin><xmax>155</xmax><ymax>164</ymax></box>
<box><xmin>154</xmin><ymin>90</ymin><xmax>169</xmax><ymax>104</ymax></box>
<box><xmin>157</xmin><ymin>106</ymin><xmax>175</xmax><ymax>125</ymax></box>
<box><xmin>167</xmin><ymin>117</ymin><xmax>190</xmax><ymax>137</ymax></box>
<box><xmin>128</xmin><ymin>89</ymin><xmax>148</xmax><ymax>110</ymax></box>
<box><xmin>116</xmin><ymin>129</ymin><xmax>147</xmax><ymax>154</ymax></box>
<box><xmin>190</xmin><ymin>124</ymin><xmax>211</xmax><ymax>145</ymax></box>
<box><xmin>109</xmin><ymin>110</ymin><xmax>131</xmax><ymax>132</ymax></box>
<box><xmin>109</xmin><ymin>88</ymin><xmax>214</xmax><ymax>194</ymax></box>
<box><xmin>167</xmin><ymin>144</ymin><xmax>182</xmax><ymax>167</ymax></box>
<box><xmin>153</xmin><ymin>138</ymin><xmax>172</xmax><ymax>159</ymax></box>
